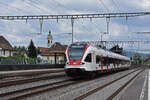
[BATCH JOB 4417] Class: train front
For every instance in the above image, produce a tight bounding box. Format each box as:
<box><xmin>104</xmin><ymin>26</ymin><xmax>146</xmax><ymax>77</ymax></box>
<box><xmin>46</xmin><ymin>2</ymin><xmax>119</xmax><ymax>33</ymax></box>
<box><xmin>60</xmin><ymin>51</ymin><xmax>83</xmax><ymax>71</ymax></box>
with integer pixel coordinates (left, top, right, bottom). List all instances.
<box><xmin>65</xmin><ymin>43</ymin><xmax>89</xmax><ymax>77</ymax></box>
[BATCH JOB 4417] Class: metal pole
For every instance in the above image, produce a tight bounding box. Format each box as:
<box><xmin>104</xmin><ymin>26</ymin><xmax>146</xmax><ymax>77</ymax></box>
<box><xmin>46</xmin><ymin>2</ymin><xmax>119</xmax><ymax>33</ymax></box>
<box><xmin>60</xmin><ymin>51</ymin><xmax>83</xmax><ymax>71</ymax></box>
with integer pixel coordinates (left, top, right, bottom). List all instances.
<box><xmin>71</xmin><ymin>18</ymin><xmax>74</xmax><ymax>43</ymax></box>
<box><xmin>101</xmin><ymin>34</ymin><xmax>102</xmax><ymax>42</ymax></box>
<box><xmin>106</xmin><ymin>17</ymin><xmax>110</xmax><ymax>34</ymax></box>
<box><xmin>39</xmin><ymin>19</ymin><xmax>43</xmax><ymax>34</ymax></box>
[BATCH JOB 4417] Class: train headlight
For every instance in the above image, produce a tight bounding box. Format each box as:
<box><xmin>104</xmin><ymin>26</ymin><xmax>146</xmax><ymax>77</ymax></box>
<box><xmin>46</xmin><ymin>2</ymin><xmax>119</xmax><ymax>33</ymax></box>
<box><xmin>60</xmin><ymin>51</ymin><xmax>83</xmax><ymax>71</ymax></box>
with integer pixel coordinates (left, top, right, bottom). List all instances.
<box><xmin>80</xmin><ymin>62</ymin><xmax>85</xmax><ymax>65</ymax></box>
<box><xmin>66</xmin><ymin>62</ymin><xmax>70</xmax><ymax>65</ymax></box>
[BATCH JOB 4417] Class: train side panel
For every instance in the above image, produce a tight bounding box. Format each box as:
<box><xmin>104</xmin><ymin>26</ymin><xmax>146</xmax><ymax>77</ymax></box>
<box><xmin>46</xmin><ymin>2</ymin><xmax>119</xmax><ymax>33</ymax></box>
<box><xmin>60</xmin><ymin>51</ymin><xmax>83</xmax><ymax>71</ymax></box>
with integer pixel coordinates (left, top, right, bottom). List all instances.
<box><xmin>65</xmin><ymin>43</ymin><xmax>130</xmax><ymax>77</ymax></box>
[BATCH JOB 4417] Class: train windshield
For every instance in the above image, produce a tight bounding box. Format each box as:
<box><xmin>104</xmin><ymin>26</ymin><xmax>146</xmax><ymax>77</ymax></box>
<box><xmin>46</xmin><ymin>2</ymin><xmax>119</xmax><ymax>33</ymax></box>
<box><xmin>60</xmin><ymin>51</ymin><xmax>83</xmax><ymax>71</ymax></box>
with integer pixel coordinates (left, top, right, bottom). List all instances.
<box><xmin>69</xmin><ymin>43</ymin><xmax>87</xmax><ymax>60</ymax></box>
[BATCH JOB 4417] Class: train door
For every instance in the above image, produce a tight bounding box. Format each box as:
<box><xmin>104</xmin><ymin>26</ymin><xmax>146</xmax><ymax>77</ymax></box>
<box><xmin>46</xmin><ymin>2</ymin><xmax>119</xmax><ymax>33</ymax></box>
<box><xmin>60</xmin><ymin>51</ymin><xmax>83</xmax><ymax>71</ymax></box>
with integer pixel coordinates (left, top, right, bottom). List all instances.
<box><xmin>96</xmin><ymin>55</ymin><xmax>101</xmax><ymax>71</ymax></box>
<box><xmin>91</xmin><ymin>51</ymin><xmax>96</xmax><ymax>70</ymax></box>
<box><xmin>84</xmin><ymin>53</ymin><xmax>94</xmax><ymax>71</ymax></box>
<box><xmin>102</xmin><ymin>57</ymin><xmax>109</xmax><ymax>72</ymax></box>
<box><xmin>106</xmin><ymin>57</ymin><xmax>109</xmax><ymax>72</ymax></box>
<box><xmin>92</xmin><ymin>51</ymin><xmax>96</xmax><ymax>64</ymax></box>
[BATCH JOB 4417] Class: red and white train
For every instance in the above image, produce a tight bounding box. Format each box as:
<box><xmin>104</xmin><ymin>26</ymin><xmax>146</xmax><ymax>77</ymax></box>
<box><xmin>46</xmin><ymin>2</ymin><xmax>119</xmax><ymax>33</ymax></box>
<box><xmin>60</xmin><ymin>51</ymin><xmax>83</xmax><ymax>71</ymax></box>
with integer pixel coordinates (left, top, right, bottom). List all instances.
<box><xmin>65</xmin><ymin>42</ymin><xmax>131</xmax><ymax>77</ymax></box>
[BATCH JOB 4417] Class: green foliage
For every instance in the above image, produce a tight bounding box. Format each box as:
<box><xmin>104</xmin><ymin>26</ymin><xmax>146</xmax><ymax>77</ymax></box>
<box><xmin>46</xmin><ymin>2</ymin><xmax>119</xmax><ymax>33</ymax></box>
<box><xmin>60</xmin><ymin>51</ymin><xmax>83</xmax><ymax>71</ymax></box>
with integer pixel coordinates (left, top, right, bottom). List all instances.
<box><xmin>14</xmin><ymin>46</ymin><xmax>27</xmax><ymax>52</ymax></box>
<box><xmin>109</xmin><ymin>45</ymin><xmax>123</xmax><ymax>55</ymax></box>
<box><xmin>27</xmin><ymin>40</ymin><xmax>37</xmax><ymax>58</ymax></box>
<box><xmin>14</xmin><ymin>46</ymin><xmax>27</xmax><ymax>57</ymax></box>
<box><xmin>122</xmin><ymin>52</ymin><xmax>127</xmax><ymax>56</ymax></box>
<box><xmin>97</xmin><ymin>45</ymin><xmax>106</xmax><ymax>50</ymax></box>
<box><xmin>132</xmin><ymin>53</ymin><xmax>144</xmax><ymax>65</ymax></box>
<box><xmin>36</xmin><ymin>48</ymin><xmax>41</xmax><ymax>55</ymax></box>
<box><xmin>0</xmin><ymin>56</ymin><xmax>42</xmax><ymax>64</ymax></box>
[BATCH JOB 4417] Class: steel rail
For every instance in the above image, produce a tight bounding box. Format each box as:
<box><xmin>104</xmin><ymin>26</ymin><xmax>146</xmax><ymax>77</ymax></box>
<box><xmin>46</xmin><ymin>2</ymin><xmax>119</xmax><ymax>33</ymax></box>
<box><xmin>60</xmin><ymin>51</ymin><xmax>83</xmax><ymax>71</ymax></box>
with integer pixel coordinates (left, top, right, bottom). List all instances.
<box><xmin>8</xmin><ymin>69</ymin><xmax>140</xmax><ymax>100</ymax></box>
<box><xmin>0</xmin><ymin>73</ymin><xmax>66</xmax><ymax>88</ymax></box>
<box><xmin>74</xmin><ymin>69</ymin><xmax>143</xmax><ymax>100</ymax></box>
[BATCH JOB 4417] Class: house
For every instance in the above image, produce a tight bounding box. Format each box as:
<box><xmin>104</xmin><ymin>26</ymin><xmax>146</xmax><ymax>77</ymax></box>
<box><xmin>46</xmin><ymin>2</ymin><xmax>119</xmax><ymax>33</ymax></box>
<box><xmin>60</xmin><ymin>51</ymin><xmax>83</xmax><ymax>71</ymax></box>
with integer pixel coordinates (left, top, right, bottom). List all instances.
<box><xmin>145</xmin><ymin>56</ymin><xmax>150</xmax><ymax>63</ymax></box>
<box><xmin>38</xmin><ymin>42</ymin><xmax>67</xmax><ymax>64</ymax></box>
<box><xmin>0</xmin><ymin>36</ymin><xmax>16</xmax><ymax>57</ymax></box>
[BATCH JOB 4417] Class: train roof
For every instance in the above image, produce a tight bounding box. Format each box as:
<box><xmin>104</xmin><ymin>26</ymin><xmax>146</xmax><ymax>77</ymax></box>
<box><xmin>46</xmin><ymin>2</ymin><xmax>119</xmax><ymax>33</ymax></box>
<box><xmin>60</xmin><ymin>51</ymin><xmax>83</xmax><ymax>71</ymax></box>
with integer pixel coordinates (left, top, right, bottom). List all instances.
<box><xmin>71</xmin><ymin>42</ymin><xmax>87</xmax><ymax>46</ymax></box>
<box><xmin>96</xmin><ymin>47</ymin><xmax>130</xmax><ymax>61</ymax></box>
<box><xmin>70</xmin><ymin>42</ymin><xmax>130</xmax><ymax>61</ymax></box>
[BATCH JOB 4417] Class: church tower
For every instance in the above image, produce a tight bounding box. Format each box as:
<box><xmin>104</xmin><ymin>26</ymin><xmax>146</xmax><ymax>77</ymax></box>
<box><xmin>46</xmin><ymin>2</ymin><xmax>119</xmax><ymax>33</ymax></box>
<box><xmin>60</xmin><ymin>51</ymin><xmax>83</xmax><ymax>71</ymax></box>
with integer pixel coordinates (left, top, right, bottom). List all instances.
<box><xmin>47</xmin><ymin>30</ymin><xmax>53</xmax><ymax>48</ymax></box>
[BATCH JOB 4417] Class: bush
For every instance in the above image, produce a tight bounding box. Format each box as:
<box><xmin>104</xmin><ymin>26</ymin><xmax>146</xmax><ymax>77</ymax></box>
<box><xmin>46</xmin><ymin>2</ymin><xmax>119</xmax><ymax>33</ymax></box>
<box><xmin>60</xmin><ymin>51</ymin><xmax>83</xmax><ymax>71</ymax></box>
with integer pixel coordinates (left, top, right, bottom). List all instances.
<box><xmin>0</xmin><ymin>56</ymin><xmax>41</xmax><ymax>64</ymax></box>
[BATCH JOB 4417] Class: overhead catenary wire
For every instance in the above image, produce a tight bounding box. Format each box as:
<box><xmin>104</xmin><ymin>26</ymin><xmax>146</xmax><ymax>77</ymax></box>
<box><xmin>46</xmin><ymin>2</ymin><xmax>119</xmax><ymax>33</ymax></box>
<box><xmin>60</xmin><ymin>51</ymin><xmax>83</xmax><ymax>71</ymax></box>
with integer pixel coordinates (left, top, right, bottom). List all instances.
<box><xmin>0</xmin><ymin>1</ymin><xmax>24</xmax><ymax>12</ymax></box>
<box><xmin>96</xmin><ymin>0</ymin><xmax>106</xmax><ymax>12</ymax></box>
<box><xmin>97</xmin><ymin>0</ymin><xmax>111</xmax><ymax>12</ymax></box>
<box><xmin>32</xmin><ymin>0</ymin><xmax>69</xmax><ymax>14</ymax></box>
<box><xmin>52</xmin><ymin>0</ymin><xmax>68</xmax><ymax>10</ymax></box>
<box><xmin>1</xmin><ymin>12</ymin><xmax>150</xmax><ymax>20</ymax></box>
<box><xmin>78</xmin><ymin>19</ymin><xmax>92</xmax><ymax>34</ymax></box>
<box><xmin>24</xmin><ymin>0</ymin><xmax>51</xmax><ymax>13</ymax></box>
<box><xmin>111</xmin><ymin>0</ymin><xmax>122</xmax><ymax>12</ymax></box>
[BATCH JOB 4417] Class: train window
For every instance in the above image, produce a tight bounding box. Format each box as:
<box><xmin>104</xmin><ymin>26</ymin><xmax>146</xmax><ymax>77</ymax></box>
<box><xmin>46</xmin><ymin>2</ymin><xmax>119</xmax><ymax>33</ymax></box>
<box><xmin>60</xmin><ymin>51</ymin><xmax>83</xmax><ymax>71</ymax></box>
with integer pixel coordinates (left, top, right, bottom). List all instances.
<box><xmin>85</xmin><ymin>53</ymin><xmax>91</xmax><ymax>62</ymax></box>
<box><xmin>96</xmin><ymin>55</ymin><xmax>100</xmax><ymax>64</ymax></box>
<box><xmin>103</xmin><ymin>58</ymin><xmax>107</xmax><ymax>66</ymax></box>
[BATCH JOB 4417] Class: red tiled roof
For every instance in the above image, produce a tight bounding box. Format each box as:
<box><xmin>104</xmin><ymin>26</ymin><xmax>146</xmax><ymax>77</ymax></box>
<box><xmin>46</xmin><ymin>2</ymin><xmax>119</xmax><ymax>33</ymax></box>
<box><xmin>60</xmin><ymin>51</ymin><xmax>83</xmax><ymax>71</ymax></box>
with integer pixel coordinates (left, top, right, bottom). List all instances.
<box><xmin>38</xmin><ymin>42</ymin><xmax>67</xmax><ymax>56</ymax></box>
<box><xmin>38</xmin><ymin>47</ymin><xmax>49</xmax><ymax>52</ymax></box>
<box><xmin>49</xmin><ymin>42</ymin><xmax>66</xmax><ymax>51</ymax></box>
<box><xmin>0</xmin><ymin>35</ymin><xmax>13</xmax><ymax>50</ymax></box>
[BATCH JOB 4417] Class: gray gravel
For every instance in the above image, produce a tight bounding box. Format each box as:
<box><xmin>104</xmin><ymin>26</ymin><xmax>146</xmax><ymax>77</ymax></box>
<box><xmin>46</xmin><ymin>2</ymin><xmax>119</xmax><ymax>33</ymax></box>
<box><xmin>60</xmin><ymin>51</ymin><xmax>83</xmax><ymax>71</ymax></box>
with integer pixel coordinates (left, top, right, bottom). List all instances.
<box><xmin>0</xmin><ymin>72</ymin><xmax>66</xmax><ymax>93</ymax></box>
<box><xmin>0</xmin><ymin>75</ymin><xmax>71</xmax><ymax>100</ymax></box>
<box><xmin>0</xmin><ymin>70</ymin><xmax>64</xmax><ymax>83</ymax></box>
<box><xmin>22</xmin><ymin>69</ymin><xmax>137</xmax><ymax>100</ymax></box>
<box><xmin>83</xmin><ymin>70</ymin><xmax>140</xmax><ymax>100</ymax></box>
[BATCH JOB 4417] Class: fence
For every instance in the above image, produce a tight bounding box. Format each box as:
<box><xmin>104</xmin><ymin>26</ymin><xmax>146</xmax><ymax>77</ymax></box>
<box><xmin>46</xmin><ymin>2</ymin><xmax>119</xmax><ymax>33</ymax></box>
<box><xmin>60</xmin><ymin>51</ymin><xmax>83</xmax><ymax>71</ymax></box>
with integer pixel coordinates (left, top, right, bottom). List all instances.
<box><xmin>0</xmin><ymin>58</ymin><xmax>66</xmax><ymax>65</ymax></box>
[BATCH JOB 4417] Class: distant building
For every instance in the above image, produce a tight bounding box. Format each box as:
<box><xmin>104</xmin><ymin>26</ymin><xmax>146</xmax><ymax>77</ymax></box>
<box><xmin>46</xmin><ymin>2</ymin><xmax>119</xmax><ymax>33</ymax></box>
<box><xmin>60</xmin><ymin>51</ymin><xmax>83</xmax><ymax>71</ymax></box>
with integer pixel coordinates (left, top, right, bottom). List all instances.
<box><xmin>0</xmin><ymin>36</ymin><xmax>16</xmax><ymax>57</ymax></box>
<box><xmin>14</xmin><ymin>50</ymin><xmax>27</xmax><ymax>57</ymax></box>
<box><xmin>38</xmin><ymin>42</ymin><xmax>67</xmax><ymax>64</ymax></box>
<box><xmin>146</xmin><ymin>56</ymin><xmax>150</xmax><ymax>63</ymax></box>
<box><xmin>47</xmin><ymin>30</ymin><xmax>53</xmax><ymax>48</ymax></box>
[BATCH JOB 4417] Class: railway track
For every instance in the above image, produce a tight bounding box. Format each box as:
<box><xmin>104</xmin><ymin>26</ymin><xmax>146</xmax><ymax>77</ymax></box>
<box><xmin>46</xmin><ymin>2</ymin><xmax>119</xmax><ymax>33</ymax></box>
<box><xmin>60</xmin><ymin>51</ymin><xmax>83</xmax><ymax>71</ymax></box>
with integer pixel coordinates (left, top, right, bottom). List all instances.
<box><xmin>0</xmin><ymin>78</ymin><xmax>76</xmax><ymax>100</ymax></box>
<box><xmin>0</xmin><ymin>68</ymin><xmax>143</xmax><ymax>100</ymax></box>
<box><xmin>0</xmin><ymin>72</ymin><xmax>66</xmax><ymax>88</ymax></box>
<box><xmin>0</xmin><ymin>72</ymin><xmax>105</xmax><ymax>100</ymax></box>
<box><xmin>0</xmin><ymin>68</ymin><xmax>64</xmax><ymax>79</ymax></box>
<box><xmin>74</xmin><ymin>68</ymin><xmax>143</xmax><ymax>100</ymax></box>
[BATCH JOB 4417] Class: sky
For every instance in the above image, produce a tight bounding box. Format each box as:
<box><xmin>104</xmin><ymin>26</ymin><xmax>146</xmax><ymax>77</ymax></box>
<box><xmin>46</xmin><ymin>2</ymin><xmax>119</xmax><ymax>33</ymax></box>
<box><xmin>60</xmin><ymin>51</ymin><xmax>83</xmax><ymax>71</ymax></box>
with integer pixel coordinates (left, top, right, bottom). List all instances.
<box><xmin>0</xmin><ymin>0</ymin><xmax>150</xmax><ymax>53</ymax></box>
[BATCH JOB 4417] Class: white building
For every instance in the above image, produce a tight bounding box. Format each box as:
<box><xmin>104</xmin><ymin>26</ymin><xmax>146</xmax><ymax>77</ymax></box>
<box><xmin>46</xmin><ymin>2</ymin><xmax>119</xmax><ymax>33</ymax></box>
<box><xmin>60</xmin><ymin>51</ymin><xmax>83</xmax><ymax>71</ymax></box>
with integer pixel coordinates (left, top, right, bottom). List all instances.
<box><xmin>0</xmin><ymin>36</ymin><xmax>15</xmax><ymax>57</ymax></box>
<box><xmin>38</xmin><ymin>42</ymin><xmax>67</xmax><ymax>64</ymax></box>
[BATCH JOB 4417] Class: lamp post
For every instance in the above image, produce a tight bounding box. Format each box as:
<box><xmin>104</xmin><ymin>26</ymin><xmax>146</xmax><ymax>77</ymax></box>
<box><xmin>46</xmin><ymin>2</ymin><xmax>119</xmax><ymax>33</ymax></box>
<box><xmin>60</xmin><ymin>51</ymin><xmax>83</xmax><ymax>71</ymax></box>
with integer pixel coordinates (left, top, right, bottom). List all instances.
<box><xmin>71</xmin><ymin>18</ymin><xmax>74</xmax><ymax>43</ymax></box>
<box><xmin>100</xmin><ymin>32</ymin><xmax>107</xmax><ymax>42</ymax></box>
<box><xmin>100</xmin><ymin>32</ymin><xmax>108</xmax><ymax>49</ymax></box>
<box><xmin>65</xmin><ymin>33</ymin><xmax>72</xmax><ymax>44</ymax></box>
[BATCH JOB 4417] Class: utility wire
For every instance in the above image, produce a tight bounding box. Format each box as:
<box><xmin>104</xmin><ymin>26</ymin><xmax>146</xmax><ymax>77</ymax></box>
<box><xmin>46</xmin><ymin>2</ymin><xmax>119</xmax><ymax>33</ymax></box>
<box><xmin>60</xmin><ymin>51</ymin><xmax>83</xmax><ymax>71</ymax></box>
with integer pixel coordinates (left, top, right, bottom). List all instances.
<box><xmin>79</xmin><ymin>20</ymin><xmax>91</xmax><ymax>34</ymax></box>
<box><xmin>25</xmin><ymin>0</ymin><xmax>50</xmax><ymax>13</ymax></box>
<box><xmin>111</xmin><ymin>0</ymin><xmax>121</xmax><ymax>12</ymax></box>
<box><xmin>52</xmin><ymin>0</ymin><xmax>68</xmax><ymax>9</ymax></box>
<box><xmin>35</xmin><ymin>0</ymin><xmax>68</xmax><ymax>12</ymax></box>
<box><xmin>0</xmin><ymin>1</ymin><xmax>24</xmax><ymax>11</ymax></box>
<box><xmin>97</xmin><ymin>0</ymin><xmax>111</xmax><ymax>12</ymax></box>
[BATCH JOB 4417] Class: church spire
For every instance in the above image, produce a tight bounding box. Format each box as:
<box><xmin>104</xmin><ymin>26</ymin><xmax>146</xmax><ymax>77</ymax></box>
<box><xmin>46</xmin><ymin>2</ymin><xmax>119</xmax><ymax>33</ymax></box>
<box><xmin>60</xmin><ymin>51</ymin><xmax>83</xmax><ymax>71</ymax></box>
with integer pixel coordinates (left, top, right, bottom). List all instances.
<box><xmin>47</xmin><ymin>30</ymin><xmax>53</xmax><ymax>48</ymax></box>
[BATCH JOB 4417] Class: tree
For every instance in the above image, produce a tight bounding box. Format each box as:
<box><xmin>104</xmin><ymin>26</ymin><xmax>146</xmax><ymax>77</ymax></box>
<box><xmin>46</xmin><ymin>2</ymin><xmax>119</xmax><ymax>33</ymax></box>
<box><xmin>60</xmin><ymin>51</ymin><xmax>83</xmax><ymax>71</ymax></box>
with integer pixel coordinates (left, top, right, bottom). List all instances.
<box><xmin>13</xmin><ymin>46</ymin><xmax>27</xmax><ymax>57</ymax></box>
<box><xmin>15</xmin><ymin>46</ymin><xmax>27</xmax><ymax>53</ymax></box>
<box><xmin>27</xmin><ymin>40</ymin><xmax>37</xmax><ymax>58</ymax></box>
<box><xmin>97</xmin><ymin>45</ymin><xmax>106</xmax><ymax>50</ymax></box>
<box><xmin>132</xmin><ymin>53</ymin><xmax>143</xmax><ymax>65</ymax></box>
<box><xmin>109</xmin><ymin>45</ymin><xmax>123</xmax><ymax>54</ymax></box>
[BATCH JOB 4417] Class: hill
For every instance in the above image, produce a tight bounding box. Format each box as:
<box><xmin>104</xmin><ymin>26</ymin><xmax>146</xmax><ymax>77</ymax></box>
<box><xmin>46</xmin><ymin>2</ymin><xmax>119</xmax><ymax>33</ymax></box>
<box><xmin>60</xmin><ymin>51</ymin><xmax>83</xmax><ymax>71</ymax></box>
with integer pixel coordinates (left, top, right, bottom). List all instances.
<box><xmin>124</xmin><ymin>51</ymin><xmax>150</xmax><ymax>59</ymax></box>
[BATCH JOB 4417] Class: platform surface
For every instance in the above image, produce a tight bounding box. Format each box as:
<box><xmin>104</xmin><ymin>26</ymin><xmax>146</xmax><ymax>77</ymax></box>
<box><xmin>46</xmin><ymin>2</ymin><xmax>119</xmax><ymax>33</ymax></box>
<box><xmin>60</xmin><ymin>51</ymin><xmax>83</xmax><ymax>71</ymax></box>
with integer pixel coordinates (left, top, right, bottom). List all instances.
<box><xmin>120</xmin><ymin>68</ymin><xmax>149</xmax><ymax>100</ymax></box>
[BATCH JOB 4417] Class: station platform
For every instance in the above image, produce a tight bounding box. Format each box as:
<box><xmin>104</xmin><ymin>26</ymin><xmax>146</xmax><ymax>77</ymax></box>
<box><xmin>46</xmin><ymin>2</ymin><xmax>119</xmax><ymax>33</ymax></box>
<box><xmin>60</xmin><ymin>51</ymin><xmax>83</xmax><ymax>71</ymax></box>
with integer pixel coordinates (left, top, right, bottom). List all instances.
<box><xmin>0</xmin><ymin>68</ymin><xmax>64</xmax><ymax>78</ymax></box>
<box><xmin>120</xmin><ymin>68</ymin><xmax>149</xmax><ymax>100</ymax></box>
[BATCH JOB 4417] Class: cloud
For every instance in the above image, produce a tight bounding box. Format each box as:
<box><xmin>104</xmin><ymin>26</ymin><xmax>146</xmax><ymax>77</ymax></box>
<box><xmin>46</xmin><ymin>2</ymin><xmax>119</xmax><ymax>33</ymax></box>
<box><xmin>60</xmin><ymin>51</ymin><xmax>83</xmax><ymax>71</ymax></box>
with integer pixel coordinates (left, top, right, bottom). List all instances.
<box><xmin>110</xmin><ymin>22</ymin><xmax>128</xmax><ymax>36</ymax></box>
<box><xmin>0</xmin><ymin>0</ymin><xmax>150</xmax><ymax>52</ymax></box>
